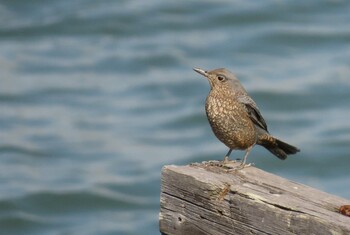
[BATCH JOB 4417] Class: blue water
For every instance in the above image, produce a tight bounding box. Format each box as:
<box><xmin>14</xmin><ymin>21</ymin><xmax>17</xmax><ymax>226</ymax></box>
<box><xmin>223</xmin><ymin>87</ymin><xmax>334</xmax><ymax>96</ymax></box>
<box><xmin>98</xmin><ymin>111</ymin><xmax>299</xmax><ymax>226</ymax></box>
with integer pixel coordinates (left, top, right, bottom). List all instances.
<box><xmin>1</xmin><ymin>0</ymin><xmax>350</xmax><ymax>234</ymax></box>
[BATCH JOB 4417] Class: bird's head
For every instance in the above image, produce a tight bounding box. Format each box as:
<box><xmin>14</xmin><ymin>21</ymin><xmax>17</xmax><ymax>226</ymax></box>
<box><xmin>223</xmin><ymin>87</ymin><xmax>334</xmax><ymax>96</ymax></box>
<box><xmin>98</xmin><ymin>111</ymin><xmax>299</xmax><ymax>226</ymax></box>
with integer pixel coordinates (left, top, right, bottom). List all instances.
<box><xmin>193</xmin><ymin>67</ymin><xmax>245</xmax><ymax>94</ymax></box>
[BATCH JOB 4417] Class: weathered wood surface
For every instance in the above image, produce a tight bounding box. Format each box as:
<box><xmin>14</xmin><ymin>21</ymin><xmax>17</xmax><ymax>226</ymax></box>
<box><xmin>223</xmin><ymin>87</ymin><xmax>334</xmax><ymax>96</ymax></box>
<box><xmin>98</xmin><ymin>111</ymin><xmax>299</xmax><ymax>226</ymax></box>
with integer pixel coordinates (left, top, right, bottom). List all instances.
<box><xmin>159</xmin><ymin>162</ymin><xmax>350</xmax><ymax>235</ymax></box>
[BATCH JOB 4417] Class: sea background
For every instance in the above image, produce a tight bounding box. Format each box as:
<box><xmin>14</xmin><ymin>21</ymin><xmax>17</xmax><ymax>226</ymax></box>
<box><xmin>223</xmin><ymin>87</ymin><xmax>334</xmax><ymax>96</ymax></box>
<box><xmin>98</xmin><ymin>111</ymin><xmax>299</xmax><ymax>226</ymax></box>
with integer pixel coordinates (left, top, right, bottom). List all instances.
<box><xmin>1</xmin><ymin>1</ymin><xmax>350</xmax><ymax>234</ymax></box>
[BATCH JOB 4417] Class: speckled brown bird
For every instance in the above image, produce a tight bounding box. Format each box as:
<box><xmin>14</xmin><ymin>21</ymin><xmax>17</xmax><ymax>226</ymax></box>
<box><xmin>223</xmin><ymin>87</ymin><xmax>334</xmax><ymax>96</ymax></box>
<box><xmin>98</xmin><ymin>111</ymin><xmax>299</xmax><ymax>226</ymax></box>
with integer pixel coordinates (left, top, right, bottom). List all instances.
<box><xmin>193</xmin><ymin>67</ymin><xmax>300</xmax><ymax>168</ymax></box>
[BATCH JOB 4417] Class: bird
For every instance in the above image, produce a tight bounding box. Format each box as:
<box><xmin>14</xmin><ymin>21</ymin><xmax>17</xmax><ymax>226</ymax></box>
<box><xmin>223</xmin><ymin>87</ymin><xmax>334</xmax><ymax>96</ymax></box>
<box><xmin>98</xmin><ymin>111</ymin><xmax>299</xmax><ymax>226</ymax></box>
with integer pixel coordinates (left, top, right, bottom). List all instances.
<box><xmin>193</xmin><ymin>67</ymin><xmax>300</xmax><ymax>169</ymax></box>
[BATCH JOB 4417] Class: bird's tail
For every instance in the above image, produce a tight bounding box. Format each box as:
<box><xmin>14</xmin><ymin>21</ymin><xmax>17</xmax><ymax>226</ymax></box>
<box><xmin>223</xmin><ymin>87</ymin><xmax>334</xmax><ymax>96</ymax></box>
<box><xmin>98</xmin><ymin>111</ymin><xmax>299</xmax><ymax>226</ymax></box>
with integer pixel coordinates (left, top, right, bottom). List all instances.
<box><xmin>258</xmin><ymin>135</ymin><xmax>300</xmax><ymax>160</ymax></box>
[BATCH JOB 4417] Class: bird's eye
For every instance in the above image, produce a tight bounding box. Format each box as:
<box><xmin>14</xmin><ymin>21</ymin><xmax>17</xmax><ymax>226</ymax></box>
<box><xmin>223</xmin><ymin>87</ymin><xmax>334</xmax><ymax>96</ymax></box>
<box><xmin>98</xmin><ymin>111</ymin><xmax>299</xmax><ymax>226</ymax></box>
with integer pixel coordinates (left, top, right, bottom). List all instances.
<box><xmin>217</xmin><ymin>75</ymin><xmax>226</xmax><ymax>81</ymax></box>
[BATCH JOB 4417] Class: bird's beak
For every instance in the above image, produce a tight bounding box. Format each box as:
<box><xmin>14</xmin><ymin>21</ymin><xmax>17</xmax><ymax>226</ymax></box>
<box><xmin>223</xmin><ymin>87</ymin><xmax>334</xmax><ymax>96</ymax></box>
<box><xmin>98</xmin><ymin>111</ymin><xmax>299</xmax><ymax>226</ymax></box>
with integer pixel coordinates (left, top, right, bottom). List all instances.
<box><xmin>193</xmin><ymin>67</ymin><xmax>208</xmax><ymax>77</ymax></box>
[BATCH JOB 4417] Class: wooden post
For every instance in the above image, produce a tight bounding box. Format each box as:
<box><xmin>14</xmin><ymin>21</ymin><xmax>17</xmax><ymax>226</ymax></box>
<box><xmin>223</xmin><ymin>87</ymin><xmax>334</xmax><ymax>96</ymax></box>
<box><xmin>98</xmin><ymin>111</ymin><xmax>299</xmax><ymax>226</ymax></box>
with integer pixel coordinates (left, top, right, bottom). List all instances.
<box><xmin>159</xmin><ymin>162</ymin><xmax>350</xmax><ymax>235</ymax></box>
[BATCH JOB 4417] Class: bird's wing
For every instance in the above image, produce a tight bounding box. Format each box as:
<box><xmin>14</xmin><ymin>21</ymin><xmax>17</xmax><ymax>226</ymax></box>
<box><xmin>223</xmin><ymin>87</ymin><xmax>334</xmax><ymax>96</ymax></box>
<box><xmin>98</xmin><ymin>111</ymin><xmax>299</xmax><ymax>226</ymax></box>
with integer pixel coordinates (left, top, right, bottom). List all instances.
<box><xmin>237</xmin><ymin>96</ymin><xmax>268</xmax><ymax>132</ymax></box>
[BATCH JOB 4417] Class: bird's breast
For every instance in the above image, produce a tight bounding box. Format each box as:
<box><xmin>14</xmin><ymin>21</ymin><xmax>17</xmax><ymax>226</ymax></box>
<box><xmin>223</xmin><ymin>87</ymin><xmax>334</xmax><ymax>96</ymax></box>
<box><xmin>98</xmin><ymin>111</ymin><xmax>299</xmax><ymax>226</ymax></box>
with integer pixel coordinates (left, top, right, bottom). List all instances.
<box><xmin>205</xmin><ymin>94</ymin><xmax>257</xmax><ymax>149</ymax></box>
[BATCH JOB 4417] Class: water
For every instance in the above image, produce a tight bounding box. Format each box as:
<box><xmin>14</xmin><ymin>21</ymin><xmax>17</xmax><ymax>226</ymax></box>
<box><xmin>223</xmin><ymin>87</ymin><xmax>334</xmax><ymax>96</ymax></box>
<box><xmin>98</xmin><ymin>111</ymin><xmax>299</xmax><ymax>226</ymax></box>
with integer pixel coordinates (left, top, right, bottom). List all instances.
<box><xmin>1</xmin><ymin>0</ymin><xmax>350</xmax><ymax>234</ymax></box>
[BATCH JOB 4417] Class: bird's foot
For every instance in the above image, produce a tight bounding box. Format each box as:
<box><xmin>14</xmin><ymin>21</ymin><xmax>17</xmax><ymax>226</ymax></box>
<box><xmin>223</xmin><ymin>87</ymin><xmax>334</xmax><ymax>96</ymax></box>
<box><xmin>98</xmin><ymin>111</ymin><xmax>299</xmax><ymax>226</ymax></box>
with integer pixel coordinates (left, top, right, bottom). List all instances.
<box><xmin>205</xmin><ymin>160</ymin><xmax>230</xmax><ymax>167</ymax></box>
<box><xmin>227</xmin><ymin>162</ymin><xmax>254</xmax><ymax>172</ymax></box>
<box><xmin>202</xmin><ymin>158</ymin><xmax>237</xmax><ymax>168</ymax></box>
<box><xmin>222</xmin><ymin>156</ymin><xmax>238</xmax><ymax>169</ymax></box>
<box><xmin>223</xmin><ymin>156</ymin><xmax>230</xmax><ymax>164</ymax></box>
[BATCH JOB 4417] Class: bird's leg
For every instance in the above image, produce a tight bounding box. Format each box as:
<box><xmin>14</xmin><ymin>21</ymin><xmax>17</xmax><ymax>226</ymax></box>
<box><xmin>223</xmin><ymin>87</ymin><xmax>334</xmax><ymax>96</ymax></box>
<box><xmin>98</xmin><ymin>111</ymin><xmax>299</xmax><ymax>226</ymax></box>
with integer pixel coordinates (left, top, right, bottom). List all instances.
<box><xmin>229</xmin><ymin>146</ymin><xmax>254</xmax><ymax>171</ymax></box>
<box><xmin>206</xmin><ymin>149</ymin><xmax>233</xmax><ymax>167</ymax></box>
<box><xmin>223</xmin><ymin>149</ymin><xmax>233</xmax><ymax>164</ymax></box>
<box><xmin>240</xmin><ymin>146</ymin><xmax>253</xmax><ymax>166</ymax></box>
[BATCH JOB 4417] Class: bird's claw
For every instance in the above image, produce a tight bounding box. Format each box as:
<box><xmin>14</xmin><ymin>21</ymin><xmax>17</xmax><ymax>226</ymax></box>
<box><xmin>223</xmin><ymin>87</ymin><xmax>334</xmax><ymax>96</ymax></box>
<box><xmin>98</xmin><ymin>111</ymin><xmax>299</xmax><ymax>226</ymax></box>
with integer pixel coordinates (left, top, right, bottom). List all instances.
<box><xmin>226</xmin><ymin>162</ymin><xmax>254</xmax><ymax>172</ymax></box>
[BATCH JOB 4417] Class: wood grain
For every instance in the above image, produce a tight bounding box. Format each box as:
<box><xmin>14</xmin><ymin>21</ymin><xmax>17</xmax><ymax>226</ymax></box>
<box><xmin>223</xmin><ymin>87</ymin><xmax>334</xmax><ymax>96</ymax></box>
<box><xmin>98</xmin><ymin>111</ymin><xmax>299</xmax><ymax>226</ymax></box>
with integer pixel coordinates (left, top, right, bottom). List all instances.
<box><xmin>159</xmin><ymin>162</ymin><xmax>350</xmax><ymax>235</ymax></box>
